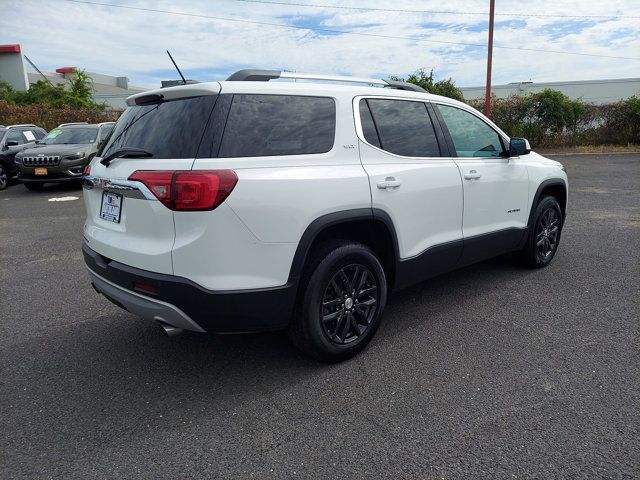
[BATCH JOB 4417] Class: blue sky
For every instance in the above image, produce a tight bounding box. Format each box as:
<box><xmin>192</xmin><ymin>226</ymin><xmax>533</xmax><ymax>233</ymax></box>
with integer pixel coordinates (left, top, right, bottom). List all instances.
<box><xmin>2</xmin><ymin>0</ymin><xmax>639</xmax><ymax>89</ymax></box>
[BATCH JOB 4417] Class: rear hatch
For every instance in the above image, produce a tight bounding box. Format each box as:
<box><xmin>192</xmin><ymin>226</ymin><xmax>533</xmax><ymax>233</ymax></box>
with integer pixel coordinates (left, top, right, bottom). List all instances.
<box><xmin>83</xmin><ymin>84</ymin><xmax>220</xmax><ymax>274</ymax></box>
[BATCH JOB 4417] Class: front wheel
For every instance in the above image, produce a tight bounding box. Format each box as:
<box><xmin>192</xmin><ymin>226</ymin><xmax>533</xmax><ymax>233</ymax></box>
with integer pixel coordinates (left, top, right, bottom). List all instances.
<box><xmin>288</xmin><ymin>242</ymin><xmax>387</xmax><ymax>362</ymax></box>
<box><xmin>0</xmin><ymin>164</ymin><xmax>8</xmax><ymax>190</ymax></box>
<box><xmin>518</xmin><ymin>196</ymin><xmax>563</xmax><ymax>268</ymax></box>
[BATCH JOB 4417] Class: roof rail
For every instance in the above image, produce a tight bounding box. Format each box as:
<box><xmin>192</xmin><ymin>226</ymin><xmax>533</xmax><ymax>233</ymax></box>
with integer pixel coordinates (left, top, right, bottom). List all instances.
<box><xmin>6</xmin><ymin>123</ymin><xmax>37</xmax><ymax>128</ymax></box>
<box><xmin>57</xmin><ymin>122</ymin><xmax>89</xmax><ymax>127</ymax></box>
<box><xmin>225</xmin><ymin>69</ymin><xmax>427</xmax><ymax>93</ymax></box>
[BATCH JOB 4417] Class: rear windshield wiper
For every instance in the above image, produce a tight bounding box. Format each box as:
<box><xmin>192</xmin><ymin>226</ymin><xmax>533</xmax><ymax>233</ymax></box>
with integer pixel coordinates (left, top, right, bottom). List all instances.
<box><xmin>100</xmin><ymin>148</ymin><xmax>153</xmax><ymax>167</ymax></box>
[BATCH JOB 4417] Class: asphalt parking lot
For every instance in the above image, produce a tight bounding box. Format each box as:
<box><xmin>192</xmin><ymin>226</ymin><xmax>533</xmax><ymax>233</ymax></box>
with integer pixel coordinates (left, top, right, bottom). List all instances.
<box><xmin>1</xmin><ymin>154</ymin><xmax>638</xmax><ymax>479</ymax></box>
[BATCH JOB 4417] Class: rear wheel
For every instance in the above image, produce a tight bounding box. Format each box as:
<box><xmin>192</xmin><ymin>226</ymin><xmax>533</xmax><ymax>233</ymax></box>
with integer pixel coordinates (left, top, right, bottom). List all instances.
<box><xmin>288</xmin><ymin>242</ymin><xmax>387</xmax><ymax>362</ymax></box>
<box><xmin>24</xmin><ymin>182</ymin><xmax>44</xmax><ymax>191</ymax></box>
<box><xmin>518</xmin><ymin>196</ymin><xmax>563</xmax><ymax>268</ymax></box>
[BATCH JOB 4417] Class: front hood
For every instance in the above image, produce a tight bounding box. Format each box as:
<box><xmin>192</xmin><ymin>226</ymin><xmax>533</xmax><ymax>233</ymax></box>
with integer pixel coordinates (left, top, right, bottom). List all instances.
<box><xmin>17</xmin><ymin>144</ymin><xmax>92</xmax><ymax>158</ymax></box>
<box><xmin>528</xmin><ymin>150</ymin><xmax>563</xmax><ymax>168</ymax></box>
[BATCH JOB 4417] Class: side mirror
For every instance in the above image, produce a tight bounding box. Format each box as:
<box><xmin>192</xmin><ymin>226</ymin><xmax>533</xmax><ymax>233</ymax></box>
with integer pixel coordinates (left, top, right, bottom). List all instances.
<box><xmin>509</xmin><ymin>138</ymin><xmax>531</xmax><ymax>156</ymax></box>
<box><xmin>5</xmin><ymin>140</ymin><xmax>19</xmax><ymax>147</ymax></box>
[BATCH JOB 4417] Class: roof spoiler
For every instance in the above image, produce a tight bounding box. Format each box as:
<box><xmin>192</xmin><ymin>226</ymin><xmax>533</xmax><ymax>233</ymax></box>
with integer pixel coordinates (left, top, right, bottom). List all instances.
<box><xmin>225</xmin><ymin>69</ymin><xmax>427</xmax><ymax>93</ymax></box>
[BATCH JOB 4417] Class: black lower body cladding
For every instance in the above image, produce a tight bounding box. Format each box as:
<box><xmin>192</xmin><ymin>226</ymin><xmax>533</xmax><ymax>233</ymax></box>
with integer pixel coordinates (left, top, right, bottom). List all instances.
<box><xmin>83</xmin><ymin>243</ymin><xmax>296</xmax><ymax>333</ymax></box>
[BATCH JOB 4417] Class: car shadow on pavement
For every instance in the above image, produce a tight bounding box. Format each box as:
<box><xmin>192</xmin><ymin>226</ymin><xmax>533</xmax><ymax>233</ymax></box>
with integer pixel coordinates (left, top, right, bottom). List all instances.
<box><xmin>7</xmin><ymin>181</ymin><xmax>83</xmax><ymax>195</ymax></box>
<box><xmin>3</xmin><ymin>251</ymin><xmax>540</xmax><ymax>474</ymax></box>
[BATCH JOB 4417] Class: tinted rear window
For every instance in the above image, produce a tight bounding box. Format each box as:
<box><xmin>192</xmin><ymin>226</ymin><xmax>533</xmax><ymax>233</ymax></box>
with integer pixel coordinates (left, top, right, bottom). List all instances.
<box><xmin>101</xmin><ymin>96</ymin><xmax>217</xmax><ymax>159</ymax></box>
<box><xmin>218</xmin><ymin>95</ymin><xmax>336</xmax><ymax>158</ymax></box>
<box><xmin>366</xmin><ymin>99</ymin><xmax>440</xmax><ymax>157</ymax></box>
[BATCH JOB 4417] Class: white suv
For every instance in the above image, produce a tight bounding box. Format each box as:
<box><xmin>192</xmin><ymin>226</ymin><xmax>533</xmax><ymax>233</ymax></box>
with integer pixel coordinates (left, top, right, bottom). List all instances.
<box><xmin>82</xmin><ymin>69</ymin><xmax>568</xmax><ymax>361</ymax></box>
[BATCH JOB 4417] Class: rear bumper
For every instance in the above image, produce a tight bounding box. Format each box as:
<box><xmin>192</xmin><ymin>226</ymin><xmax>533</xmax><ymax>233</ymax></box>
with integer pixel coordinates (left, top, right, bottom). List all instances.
<box><xmin>88</xmin><ymin>268</ymin><xmax>206</xmax><ymax>332</ymax></box>
<box><xmin>83</xmin><ymin>243</ymin><xmax>296</xmax><ymax>333</ymax></box>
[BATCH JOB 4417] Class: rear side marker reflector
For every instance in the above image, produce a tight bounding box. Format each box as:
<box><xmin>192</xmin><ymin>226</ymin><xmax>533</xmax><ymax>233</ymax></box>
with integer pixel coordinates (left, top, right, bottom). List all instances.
<box><xmin>128</xmin><ymin>170</ymin><xmax>238</xmax><ymax>211</ymax></box>
<box><xmin>133</xmin><ymin>281</ymin><xmax>158</xmax><ymax>295</ymax></box>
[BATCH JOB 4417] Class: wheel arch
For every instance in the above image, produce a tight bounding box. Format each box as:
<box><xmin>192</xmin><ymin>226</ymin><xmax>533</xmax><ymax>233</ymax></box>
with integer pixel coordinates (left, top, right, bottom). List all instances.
<box><xmin>528</xmin><ymin>178</ymin><xmax>567</xmax><ymax>228</ymax></box>
<box><xmin>288</xmin><ymin>208</ymin><xmax>400</xmax><ymax>292</ymax></box>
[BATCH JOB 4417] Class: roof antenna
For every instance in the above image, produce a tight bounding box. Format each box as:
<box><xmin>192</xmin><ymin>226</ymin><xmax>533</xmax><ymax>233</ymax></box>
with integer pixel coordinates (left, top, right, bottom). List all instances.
<box><xmin>24</xmin><ymin>55</ymin><xmax>54</xmax><ymax>86</ymax></box>
<box><xmin>166</xmin><ymin>50</ymin><xmax>187</xmax><ymax>85</ymax></box>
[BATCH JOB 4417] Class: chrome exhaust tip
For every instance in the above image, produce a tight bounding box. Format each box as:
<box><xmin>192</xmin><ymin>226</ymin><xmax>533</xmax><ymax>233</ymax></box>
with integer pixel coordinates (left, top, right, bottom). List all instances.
<box><xmin>157</xmin><ymin>321</ymin><xmax>184</xmax><ymax>337</ymax></box>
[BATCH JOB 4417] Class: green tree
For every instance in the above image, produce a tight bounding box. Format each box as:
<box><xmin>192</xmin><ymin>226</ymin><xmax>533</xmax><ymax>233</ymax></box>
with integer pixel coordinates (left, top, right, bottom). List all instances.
<box><xmin>390</xmin><ymin>69</ymin><xmax>465</xmax><ymax>101</ymax></box>
<box><xmin>620</xmin><ymin>96</ymin><xmax>640</xmax><ymax>143</ymax></box>
<box><xmin>0</xmin><ymin>70</ymin><xmax>104</xmax><ymax>110</ymax></box>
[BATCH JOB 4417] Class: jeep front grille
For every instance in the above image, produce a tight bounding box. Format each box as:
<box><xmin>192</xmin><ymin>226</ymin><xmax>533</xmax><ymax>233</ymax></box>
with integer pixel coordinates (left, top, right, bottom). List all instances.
<box><xmin>22</xmin><ymin>155</ymin><xmax>61</xmax><ymax>166</ymax></box>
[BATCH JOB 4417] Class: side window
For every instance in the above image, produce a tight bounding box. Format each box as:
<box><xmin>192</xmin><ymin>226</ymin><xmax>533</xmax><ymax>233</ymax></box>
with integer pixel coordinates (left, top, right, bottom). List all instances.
<box><xmin>366</xmin><ymin>99</ymin><xmax>440</xmax><ymax>157</ymax></box>
<box><xmin>437</xmin><ymin>104</ymin><xmax>504</xmax><ymax>157</ymax></box>
<box><xmin>218</xmin><ymin>95</ymin><xmax>336</xmax><ymax>158</ymax></box>
<box><xmin>358</xmin><ymin>100</ymin><xmax>381</xmax><ymax>148</ymax></box>
<box><xmin>98</xmin><ymin>125</ymin><xmax>114</xmax><ymax>143</ymax></box>
<box><xmin>6</xmin><ymin>130</ymin><xmax>26</xmax><ymax>145</ymax></box>
<box><xmin>34</xmin><ymin>129</ymin><xmax>47</xmax><ymax>140</ymax></box>
<box><xmin>97</xmin><ymin>125</ymin><xmax>114</xmax><ymax>153</ymax></box>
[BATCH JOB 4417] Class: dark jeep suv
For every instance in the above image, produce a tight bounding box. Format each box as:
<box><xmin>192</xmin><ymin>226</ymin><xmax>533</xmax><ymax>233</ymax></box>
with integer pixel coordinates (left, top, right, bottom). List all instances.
<box><xmin>17</xmin><ymin>122</ymin><xmax>114</xmax><ymax>191</ymax></box>
<box><xmin>0</xmin><ymin>124</ymin><xmax>47</xmax><ymax>190</ymax></box>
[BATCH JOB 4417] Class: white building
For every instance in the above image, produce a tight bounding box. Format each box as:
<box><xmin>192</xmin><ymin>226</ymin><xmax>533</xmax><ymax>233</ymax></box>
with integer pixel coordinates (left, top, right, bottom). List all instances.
<box><xmin>460</xmin><ymin>78</ymin><xmax>640</xmax><ymax>105</ymax></box>
<box><xmin>0</xmin><ymin>44</ymin><xmax>146</xmax><ymax>110</ymax></box>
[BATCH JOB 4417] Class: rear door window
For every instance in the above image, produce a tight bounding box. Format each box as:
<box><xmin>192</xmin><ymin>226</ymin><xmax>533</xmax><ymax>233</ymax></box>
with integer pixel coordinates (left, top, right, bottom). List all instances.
<box><xmin>365</xmin><ymin>99</ymin><xmax>440</xmax><ymax>157</ymax></box>
<box><xmin>101</xmin><ymin>96</ymin><xmax>218</xmax><ymax>159</ymax></box>
<box><xmin>218</xmin><ymin>95</ymin><xmax>336</xmax><ymax>158</ymax></box>
<box><xmin>358</xmin><ymin>100</ymin><xmax>381</xmax><ymax>148</ymax></box>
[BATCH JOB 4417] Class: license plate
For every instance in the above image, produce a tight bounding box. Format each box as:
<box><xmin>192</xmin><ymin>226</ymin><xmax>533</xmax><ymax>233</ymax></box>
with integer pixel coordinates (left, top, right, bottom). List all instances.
<box><xmin>100</xmin><ymin>191</ymin><xmax>123</xmax><ymax>223</ymax></box>
<box><xmin>34</xmin><ymin>167</ymin><xmax>47</xmax><ymax>175</ymax></box>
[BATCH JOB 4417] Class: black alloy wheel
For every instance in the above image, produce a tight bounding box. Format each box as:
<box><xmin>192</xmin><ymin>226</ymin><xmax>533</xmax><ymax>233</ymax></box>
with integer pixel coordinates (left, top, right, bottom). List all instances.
<box><xmin>0</xmin><ymin>164</ymin><xmax>8</xmax><ymax>190</ymax></box>
<box><xmin>320</xmin><ymin>264</ymin><xmax>378</xmax><ymax>345</ymax></box>
<box><xmin>288</xmin><ymin>242</ymin><xmax>387</xmax><ymax>362</ymax></box>
<box><xmin>535</xmin><ymin>206</ymin><xmax>560</xmax><ymax>260</ymax></box>
<box><xmin>517</xmin><ymin>195</ymin><xmax>563</xmax><ymax>268</ymax></box>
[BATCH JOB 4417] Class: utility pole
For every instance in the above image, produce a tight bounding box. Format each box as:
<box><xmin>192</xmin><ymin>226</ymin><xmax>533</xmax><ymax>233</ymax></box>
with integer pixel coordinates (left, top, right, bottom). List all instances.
<box><xmin>484</xmin><ymin>0</ymin><xmax>495</xmax><ymax>118</ymax></box>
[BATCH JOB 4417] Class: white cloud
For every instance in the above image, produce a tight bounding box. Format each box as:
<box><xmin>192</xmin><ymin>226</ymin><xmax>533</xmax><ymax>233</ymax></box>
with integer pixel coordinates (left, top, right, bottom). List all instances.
<box><xmin>1</xmin><ymin>0</ymin><xmax>639</xmax><ymax>89</ymax></box>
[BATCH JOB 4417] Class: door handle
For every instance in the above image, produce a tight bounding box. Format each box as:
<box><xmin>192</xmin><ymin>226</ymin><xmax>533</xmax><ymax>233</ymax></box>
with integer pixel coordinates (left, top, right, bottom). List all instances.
<box><xmin>377</xmin><ymin>177</ymin><xmax>402</xmax><ymax>189</ymax></box>
<box><xmin>463</xmin><ymin>170</ymin><xmax>482</xmax><ymax>180</ymax></box>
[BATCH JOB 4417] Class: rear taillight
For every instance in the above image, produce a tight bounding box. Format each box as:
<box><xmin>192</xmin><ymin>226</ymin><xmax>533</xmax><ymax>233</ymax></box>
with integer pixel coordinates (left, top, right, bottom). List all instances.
<box><xmin>83</xmin><ymin>164</ymin><xmax>91</xmax><ymax>176</ymax></box>
<box><xmin>128</xmin><ymin>170</ymin><xmax>238</xmax><ymax>211</ymax></box>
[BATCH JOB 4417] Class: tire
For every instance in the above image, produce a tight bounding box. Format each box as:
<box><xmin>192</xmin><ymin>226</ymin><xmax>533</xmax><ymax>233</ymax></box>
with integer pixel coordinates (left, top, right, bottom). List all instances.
<box><xmin>24</xmin><ymin>182</ymin><xmax>44</xmax><ymax>191</ymax></box>
<box><xmin>288</xmin><ymin>241</ymin><xmax>387</xmax><ymax>362</ymax></box>
<box><xmin>517</xmin><ymin>196</ymin><xmax>563</xmax><ymax>268</ymax></box>
<box><xmin>0</xmin><ymin>164</ymin><xmax>8</xmax><ymax>190</ymax></box>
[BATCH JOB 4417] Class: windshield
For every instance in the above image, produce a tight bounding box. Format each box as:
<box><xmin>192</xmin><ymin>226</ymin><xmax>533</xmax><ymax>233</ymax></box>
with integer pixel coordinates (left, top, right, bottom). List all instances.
<box><xmin>41</xmin><ymin>127</ymin><xmax>98</xmax><ymax>145</ymax></box>
<box><xmin>100</xmin><ymin>96</ymin><xmax>217</xmax><ymax>159</ymax></box>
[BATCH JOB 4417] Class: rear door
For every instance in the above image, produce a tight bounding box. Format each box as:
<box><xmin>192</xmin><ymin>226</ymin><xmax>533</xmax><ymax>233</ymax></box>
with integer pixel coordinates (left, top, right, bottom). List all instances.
<box><xmin>355</xmin><ymin>96</ymin><xmax>463</xmax><ymax>289</ymax></box>
<box><xmin>84</xmin><ymin>87</ymin><xmax>220</xmax><ymax>274</ymax></box>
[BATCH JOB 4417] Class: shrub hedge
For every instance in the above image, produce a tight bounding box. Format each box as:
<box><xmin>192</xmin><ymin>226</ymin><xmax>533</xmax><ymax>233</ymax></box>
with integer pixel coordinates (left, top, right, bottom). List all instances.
<box><xmin>1</xmin><ymin>87</ymin><xmax>638</xmax><ymax>148</ymax></box>
<box><xmin>467</xmin><ymin>90</ymin><xmax>640</xmax><ymax>147</ymax></box>
<box><xmin>0</xmin><ymin>100</ymin><xmax>120</xmax><ymax>131</ymax></box>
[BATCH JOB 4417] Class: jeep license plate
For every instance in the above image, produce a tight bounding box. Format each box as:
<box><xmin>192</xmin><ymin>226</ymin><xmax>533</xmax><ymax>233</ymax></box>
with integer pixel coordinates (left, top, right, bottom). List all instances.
<box><xmin>34</xmin><ymin>168</ymin><xmax>47</xmax><ymax>175</ymax></box>
<box><xmin>100</xmin><ymin>191</ymin><xmax>123</xmax><ymax>223</ymax></box>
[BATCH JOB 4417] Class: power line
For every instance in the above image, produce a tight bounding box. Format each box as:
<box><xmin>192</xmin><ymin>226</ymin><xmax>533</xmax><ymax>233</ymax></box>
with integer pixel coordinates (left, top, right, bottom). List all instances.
<box><xmin>63</xmin><ymin>0</ymin><xmax>640</xmax><ymax>61</ymax></box>
<box><xmin>232</xmin><ymin>0</ymin><xmax>640</xmax><ymax>19</ymax></box>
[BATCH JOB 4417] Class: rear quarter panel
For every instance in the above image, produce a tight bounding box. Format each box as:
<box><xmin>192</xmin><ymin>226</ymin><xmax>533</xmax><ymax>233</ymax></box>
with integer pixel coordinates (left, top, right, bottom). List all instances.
<box><xmin>186</xmin><ymin>90</ymin><xmax>372</xmax><ymax>289</ymax></box>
